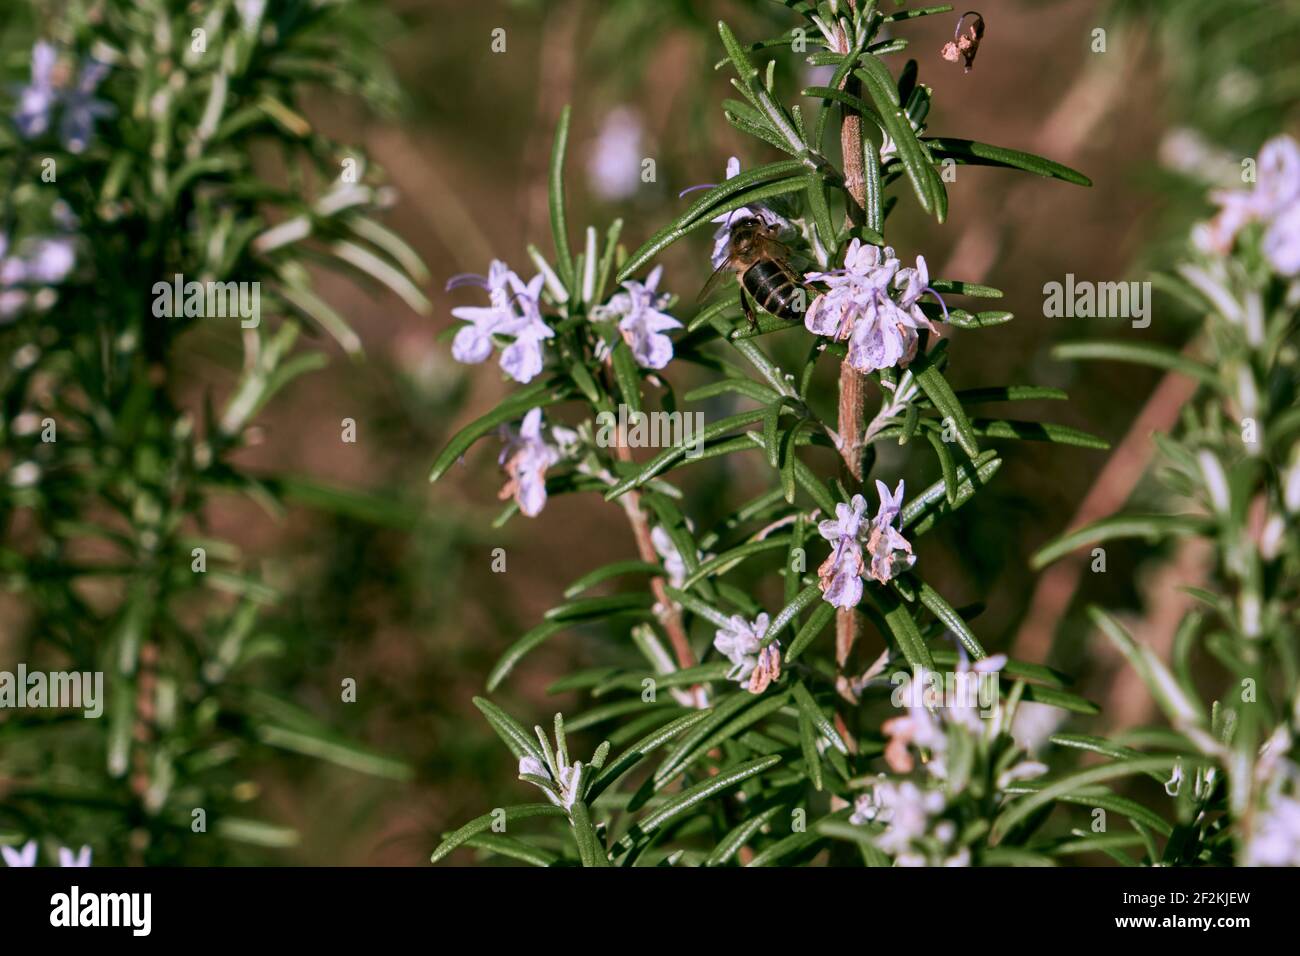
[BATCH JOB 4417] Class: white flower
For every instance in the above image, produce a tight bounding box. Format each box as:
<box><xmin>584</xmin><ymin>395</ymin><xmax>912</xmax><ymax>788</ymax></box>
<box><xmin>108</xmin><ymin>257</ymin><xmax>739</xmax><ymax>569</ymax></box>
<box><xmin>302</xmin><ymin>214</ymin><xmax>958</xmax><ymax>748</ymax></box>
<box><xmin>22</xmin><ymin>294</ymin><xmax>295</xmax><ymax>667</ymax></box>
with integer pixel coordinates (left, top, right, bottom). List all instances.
<box><xmin>2</xmin><ymin>840</ymin><xmax>38</xmax><ymax>867</ymax></box>
<box><xmin>497</xmin><ymin>407</ymin><xmax>572</xmax><ymax>517</ymax></box>
<box><xmin>519</xmin><ymin>753</ymin><xmax>583</xmax><ymax>810</ymax></box>
<box><xmin>58</xmin><ymin>845</ymin><xmax>92</xmax><ymax>867</ymax></box>
<box><xmin>591</xmin><ymin>265</ymin><xmax>681</xmax><ymax>369</ymax></box>
<box><xmin>1164</xmin><ymin>760</ymin><xmax>1184</xmax><ymax>797</ymax></box>
<box><xmin>713</xmin><ymin>612</ymin><xmax>782</xmax><ymax>693</ymax></box>
<box><xmin>816</xmin><ymin>482</ymin><xmax>915</xmax><ymax>610</ymax></box>
<box><xmin>517</xmin><ymin>720</ymin><xmax>598</xmax><ymax>814</ymax></box>
<box><xmin>708</xmin><ymin>156</ymin><xmax>792</xmax><ymax>270</ymax></box>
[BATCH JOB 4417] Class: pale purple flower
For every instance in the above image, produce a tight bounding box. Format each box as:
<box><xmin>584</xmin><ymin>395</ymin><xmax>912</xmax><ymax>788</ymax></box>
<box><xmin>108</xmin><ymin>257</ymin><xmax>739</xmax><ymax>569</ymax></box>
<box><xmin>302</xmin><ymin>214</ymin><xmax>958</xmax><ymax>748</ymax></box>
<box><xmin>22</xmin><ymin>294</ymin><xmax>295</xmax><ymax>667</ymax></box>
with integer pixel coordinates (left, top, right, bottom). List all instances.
<box><xmin>59</xmin><ymin>59</ymin><xmax>115</xmax><ymax>154</ymax></box>
<box><xmin>587</xmin><ymin>107</ymin><xmax>645</xmax><ymax>202</ymax></box>
<box><xmin>22</xmin><ymin>237</ymin><xmax>76</xmax><ymax>284</ymax></box>
<box><xmin>0</xmin><ymin>230</ymin><xmax>77</xmax><ymax>324</ymax></box>
<box><xmin>708</xmin><ymin>156</ymin><xmax>792</xmax><ymax>269</ymax></box>
<box><xmin>1010</xmin><ymin>700</ymin><xmax>1065</xmax><ymax>756</ymax></box>
<box><xmin>497</xmin><ymin>407</ymin><xmax>570</xmax><ymax>518</ymax></box>
<box><xmin>12</xmin><ymin>42</ymin><xmax>58</xmax><ymax>139</ymax></box>
<box><xmin>894</xmin><ymin>253</ymin><xmax>946</xmax><ymax>325</ymax></box>
<box><xmin>58</xmin><ymin>845</ymin><xmax>92</xmax><ymax>867</ymax></box>
<box><xmin>805</xmin><ymin>240</ymin><xmax>899</xmax><ymax>340</ymax></box>
<box><xmin>11</xmin><ymin>43</ymin><xmax>114</xmax><ymax>152</ymax></box>
<box><xmin>592</xmin><ymin>265</ymin><xmax>681</xmax><ymax>369</ymax></box>
<box><xmin>804</xmin><ymin>240</ymin><xmax>941</xmax><ymax>374</ymax></box>
<box><xmin>817</xmin><ymin>495</ymin><xmax>869</xmax><ymax>610</ymax></box>
<box><xmin>856</xmin><ymin>778</ymin><xmax>971</xmax><ymax>866</ymax></box>
<box><xmin>651</xmin><ymin>526</ymin><xmax>688</xmax><ymax>587</ymax></box>
<box><xmin>448</xmin><ymin>262</ymin><xmax>554</xmax><ymax>383</ymax></box>
<box><xmin>1197</xmin><ymin>135</ymin><xmax>1300</xmax><ymax>276</ymax></box>
<box><xmin>866</xmin><ymin>479</ymin><xmax>915</xmax><ymax>583</ymax></box>
<box><xmin>1253</xmin><ymin>136</ymin><xmax>1300</xmax><ymax>214</ymax></box>
<box><xmin>1263</xmin><ymin>200</ymin><xmax>1300</xmax><ymax>276</ymax></box>
<box><xmin>713</xmin><ymin>612</ymin><xmax>781</xmax><ymax>693</ymax></box>
<box><xmin>500</xmin><ymin>315</ymin><xmax>553</xmax><ymax>385</ymax></box>
<box><xmin>2</xmin><ymin>840</ymin><xmax>37</xmax><ymax>867</ymax></box>
<box><xmin>1247</xmin><ymin>793</ymin><xmax>1300</xmax><ymax>866</ymax></box>
<box><xmin>450</xmin><ymin>260</ymin><xmax>522</xmax><ymax>363</ymax></box>
<box><xmin>236</xmin><ymin>0</ymin><xmax>268</xmax><ymax>31</ymax></box>
<box><xmin>867</xmin><ymin>780</ymin><xmax>946</xmax><ymax>857</ymax></box>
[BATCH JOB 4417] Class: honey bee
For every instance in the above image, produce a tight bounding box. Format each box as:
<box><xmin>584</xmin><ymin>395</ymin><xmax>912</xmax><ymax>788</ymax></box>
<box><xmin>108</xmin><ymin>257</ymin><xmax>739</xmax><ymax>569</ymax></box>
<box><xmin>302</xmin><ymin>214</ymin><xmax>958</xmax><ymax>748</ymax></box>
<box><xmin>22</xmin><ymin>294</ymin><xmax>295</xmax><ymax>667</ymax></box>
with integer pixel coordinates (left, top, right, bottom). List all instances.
<box><xmin>701</xmin><ymin>215</ymin><xmax>807</xmax><ymax>328</ymax></box>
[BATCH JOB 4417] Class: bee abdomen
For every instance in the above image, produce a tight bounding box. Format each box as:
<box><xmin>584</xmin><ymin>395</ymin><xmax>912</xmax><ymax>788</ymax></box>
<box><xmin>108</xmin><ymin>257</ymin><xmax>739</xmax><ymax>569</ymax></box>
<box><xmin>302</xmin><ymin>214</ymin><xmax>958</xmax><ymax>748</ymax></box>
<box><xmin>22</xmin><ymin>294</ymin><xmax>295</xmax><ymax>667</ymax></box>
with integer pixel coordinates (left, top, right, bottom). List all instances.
<box><xmin>743</xmin><ymin>261</ymin><xmax>804</xmax><ymax>321</ymax></box>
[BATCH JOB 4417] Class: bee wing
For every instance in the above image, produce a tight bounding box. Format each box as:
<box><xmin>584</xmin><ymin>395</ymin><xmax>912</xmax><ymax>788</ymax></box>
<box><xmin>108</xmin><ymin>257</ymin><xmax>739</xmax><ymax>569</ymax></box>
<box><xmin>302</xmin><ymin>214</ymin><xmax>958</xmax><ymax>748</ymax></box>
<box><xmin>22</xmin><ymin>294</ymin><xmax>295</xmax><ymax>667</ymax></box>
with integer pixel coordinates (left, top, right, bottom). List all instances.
<box><xmin>697</xmin><ymin>257</ymin><xmax>738</xmax><ymax>303</ymax></box>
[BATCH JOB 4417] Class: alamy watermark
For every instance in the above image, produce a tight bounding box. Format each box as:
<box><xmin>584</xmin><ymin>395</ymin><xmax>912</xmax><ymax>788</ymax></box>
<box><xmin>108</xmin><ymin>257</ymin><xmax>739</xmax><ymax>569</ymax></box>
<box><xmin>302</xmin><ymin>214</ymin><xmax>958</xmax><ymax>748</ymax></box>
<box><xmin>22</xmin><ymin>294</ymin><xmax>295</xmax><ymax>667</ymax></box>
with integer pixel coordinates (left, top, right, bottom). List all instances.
<box><xmin>0</xmin><ymin>665</ymin><xmax>103</xmax><ymax>718</ymax></box>
<box><xmin>1043</xmin><ymin>274</ymin><xmax>1151</xmax><ymax>329</ymax></box>
<box><xmin>891</xmin><ymin>667</ymin><xmax>1000</xmax><ymax>719</ymax></box>
<box><xmin>152</xmin><ymin>273</ymin><xmax>260</xmax><ymax>328</ymax></box>
<box><xmin>595</xmin><ymin>404</ymin><xmax>706</xmax><ymax>458</ymax></box>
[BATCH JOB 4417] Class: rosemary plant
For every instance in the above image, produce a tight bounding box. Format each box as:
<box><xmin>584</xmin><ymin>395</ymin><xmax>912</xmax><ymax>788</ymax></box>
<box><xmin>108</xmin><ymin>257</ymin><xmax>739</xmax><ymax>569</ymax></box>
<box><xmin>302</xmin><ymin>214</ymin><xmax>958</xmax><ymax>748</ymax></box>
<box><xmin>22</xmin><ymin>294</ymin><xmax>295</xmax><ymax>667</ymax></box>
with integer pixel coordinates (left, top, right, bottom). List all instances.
<box><xmin>430</xmin><ymin>1</ymin><xmax>1112</xmax><ymax>867</ymax></box>
<box><xmin>1</xmin><ymin>0</ymin><xmax>421</xmax><ymax>865</ymax></box>
<box><xmin>1034</xmin><ymin>135</ymin><xmax>1300</xmax><ymax>865</ymax></box>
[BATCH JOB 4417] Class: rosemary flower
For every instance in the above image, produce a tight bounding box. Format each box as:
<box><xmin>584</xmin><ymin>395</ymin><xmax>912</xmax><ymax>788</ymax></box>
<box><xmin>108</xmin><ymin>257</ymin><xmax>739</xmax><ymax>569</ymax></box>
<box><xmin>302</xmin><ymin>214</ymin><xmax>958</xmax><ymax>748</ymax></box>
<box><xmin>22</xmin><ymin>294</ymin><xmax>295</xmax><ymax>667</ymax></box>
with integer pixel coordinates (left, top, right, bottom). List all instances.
<box><xmin>11</xmin><ymin>41</ymin><xmax>114</xmax><ymax>152</ymax></box>
<box><xmin>591</xmin><ymin>265</ymin><xmax>682</xmax><ymax>369</ymax></box>
<box><xmin>713</xmin><ymin>612</ymin><xmax>782</xmax><ymax>694</ymax></box>
<box><xmin>59</xmin><ymin>845</ymin><xmax>92</xmax><ymax>867</ymax></box>
<box><xmin>586</xmin><ymin>106</ymin><xmax>645</xmax><ymax>202</ymax></box>
<box><xmin>816</xmin><ymin>494</ymin><xmax>870</xmax><ymax>609</ymax></box>
<box><xmin>804</xmin><ymin>240</ymin><xmax>944</xmax><ymax>374</ymax></box>
<box><xmin>1246</xmin><ymin>792</ymin><xmax>1300</xmax><ymax>866</ymax></box>
<box><xmin>707</xmin><ymin>156</ymin><xmax>792</xmax><ymax>270</ymax></box>
<box><xmin>11</xmin><ymin>42</ymin><xmax>58</xmax><ymax>138</ymax></box>
<box><xmin>1196</xmin><ymin>134</ymin><xmax>1300</xmax><ymax>276</ymax></box>
<box><xmin>448</xmin><ymin>261</ymin><xmax>554</xmax><ymax>384</ymax></box>
<box><xmin>1</xmin><ymin>840</ymin><xmax>37</xmax><ymax>867</ymax></box>
<box><xmin>865</xmin><ymin>479</ymin><xmax>916</xmax><ymax>584</ymax></box>
<box><xmin>519</xmin><ymin>753</ymin><xmax>583</xmax><ymax>810</ymax></box>
<box><xmin>497</xmin><ymin>408</ymin><xmax>574</xmax><ymax>517</ymax></box>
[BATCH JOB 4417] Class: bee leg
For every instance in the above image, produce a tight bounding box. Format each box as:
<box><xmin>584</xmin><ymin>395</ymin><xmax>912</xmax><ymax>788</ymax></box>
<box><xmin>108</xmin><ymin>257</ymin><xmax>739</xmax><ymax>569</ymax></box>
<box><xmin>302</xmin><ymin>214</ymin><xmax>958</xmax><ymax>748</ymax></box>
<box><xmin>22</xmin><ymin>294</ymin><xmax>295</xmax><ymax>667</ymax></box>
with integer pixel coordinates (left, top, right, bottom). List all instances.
<box><xmin>741</xmin><ymin>289</ymin><xmax>757</xmax><ymax>331</ymax></box>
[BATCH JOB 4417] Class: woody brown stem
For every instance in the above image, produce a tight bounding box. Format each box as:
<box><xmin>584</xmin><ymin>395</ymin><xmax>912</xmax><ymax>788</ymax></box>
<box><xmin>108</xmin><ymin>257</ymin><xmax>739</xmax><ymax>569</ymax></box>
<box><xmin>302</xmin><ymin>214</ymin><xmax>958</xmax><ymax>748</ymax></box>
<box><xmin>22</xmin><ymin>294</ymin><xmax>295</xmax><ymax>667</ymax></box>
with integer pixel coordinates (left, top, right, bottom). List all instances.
<box><xmin>835</xmin><ymin>20</ymin><xmax>869</xmax><ymax>670</ymax></box>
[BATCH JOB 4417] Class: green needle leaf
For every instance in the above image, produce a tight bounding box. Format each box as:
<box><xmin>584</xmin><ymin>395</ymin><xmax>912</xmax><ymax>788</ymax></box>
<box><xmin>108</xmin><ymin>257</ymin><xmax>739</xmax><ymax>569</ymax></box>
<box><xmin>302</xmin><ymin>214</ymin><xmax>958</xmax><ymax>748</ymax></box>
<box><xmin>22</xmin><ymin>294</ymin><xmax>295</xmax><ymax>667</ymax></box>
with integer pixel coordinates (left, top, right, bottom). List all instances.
<box><xmin>549</xmin><ymin>105</ymin><xmax>575</xmax><ymax>289</ymax></box>
<box><xmin>923</xmin><ymin>138</ymin><xmax>1091</xmax><ymax>186</ymax></box>
<box><xmin>618</xmin><ymin>754</ymin><xmax>781</xmax><ymax>855</ymax></box>
<box><xmin>431</xmin><ymin>804</ymin><xmax>567</xmax><ymax>863</ymax></box>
